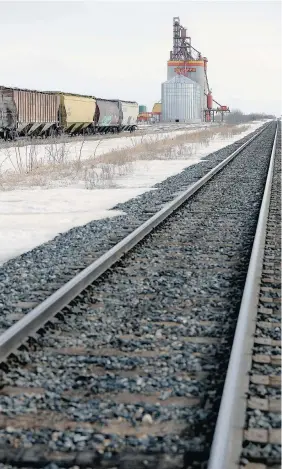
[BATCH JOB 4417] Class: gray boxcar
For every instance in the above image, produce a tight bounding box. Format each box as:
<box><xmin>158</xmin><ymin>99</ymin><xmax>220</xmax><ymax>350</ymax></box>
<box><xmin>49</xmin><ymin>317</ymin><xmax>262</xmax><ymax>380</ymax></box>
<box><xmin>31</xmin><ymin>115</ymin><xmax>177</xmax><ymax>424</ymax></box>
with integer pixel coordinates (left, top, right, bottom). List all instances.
<box><xmin>95</xmin><ymin>99</ymin><xmax>121</xmax><ymax>132</ymax></box>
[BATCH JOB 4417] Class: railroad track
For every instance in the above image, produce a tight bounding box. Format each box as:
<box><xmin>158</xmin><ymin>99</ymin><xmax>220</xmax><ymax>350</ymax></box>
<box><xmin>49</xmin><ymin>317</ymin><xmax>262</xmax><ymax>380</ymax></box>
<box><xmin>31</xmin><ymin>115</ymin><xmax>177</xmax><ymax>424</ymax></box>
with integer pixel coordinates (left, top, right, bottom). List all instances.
<box><xmin>0</xmin><ymin>129</ymin><xmax>143</xmax><ymax>149</ymax></box>
<box><xmin>0</xmin><ymin>121</ymin><xmax>280</xmax><ymax>469</ymax></box>
<box><xmin>0</xmin><ymin>123</ymin><xmax>209</xmax><ymax>150</ymax></box>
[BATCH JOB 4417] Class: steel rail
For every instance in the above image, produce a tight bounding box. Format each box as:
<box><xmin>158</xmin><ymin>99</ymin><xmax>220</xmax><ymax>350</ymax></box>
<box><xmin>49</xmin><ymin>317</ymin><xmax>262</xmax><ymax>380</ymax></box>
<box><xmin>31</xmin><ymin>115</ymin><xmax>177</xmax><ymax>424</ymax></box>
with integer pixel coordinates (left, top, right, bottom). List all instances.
<box><xmin>0</xmin><ymin>123</ymin><xmax>271</xmax><ymax>362</ymax></box>
<box><xmin>0</xmin><ymin>123</ymin><xmax>207</xmax><ymax>149</ymax></box>
<box><xmin>207</xmin><ymin>121</ymin><xmax>278</xmax><ymax>469</ymax></box>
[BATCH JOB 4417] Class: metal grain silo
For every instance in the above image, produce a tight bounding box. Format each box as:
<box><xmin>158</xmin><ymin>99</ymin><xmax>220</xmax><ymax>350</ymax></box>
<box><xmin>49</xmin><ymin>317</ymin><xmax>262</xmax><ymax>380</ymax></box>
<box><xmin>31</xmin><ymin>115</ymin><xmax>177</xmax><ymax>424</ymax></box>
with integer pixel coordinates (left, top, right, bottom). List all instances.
<box><xmin>161</xmin><ymin>75</ymin><xmax>201</xmax><ymax>123</ymax></box>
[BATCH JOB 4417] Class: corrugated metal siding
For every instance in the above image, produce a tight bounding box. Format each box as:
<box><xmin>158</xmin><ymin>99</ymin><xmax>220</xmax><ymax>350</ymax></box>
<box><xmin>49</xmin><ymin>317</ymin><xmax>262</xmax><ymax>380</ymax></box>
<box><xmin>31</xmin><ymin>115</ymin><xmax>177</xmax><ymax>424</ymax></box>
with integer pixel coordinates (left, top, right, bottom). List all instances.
<box><xmin>161</xmin><ymin>76</ymin><xmax>201</xmax><ymax>123</ymax></box>
<box><xmin>96</xmin><ymin>99</ymin><xmax>120</xmax><ymax>126</ymax></box>
<box><xmin>13</xmin><ymin>89</ymin><xmax>59</xmax><ymax>124</ymax></box>
<box><xmin>60</xmin><ymin>95</ymin><xmax>96</xmax><ymax>127</ymax></box>
<box><xmin>167</xmin><ymin>61</ymin><xmax>205</xmax><ymax>111</ymax></box>
<box><xmin>120</xmin><ymin>101</ymin><xmax>138</xmax><ymax>125</ymax></box>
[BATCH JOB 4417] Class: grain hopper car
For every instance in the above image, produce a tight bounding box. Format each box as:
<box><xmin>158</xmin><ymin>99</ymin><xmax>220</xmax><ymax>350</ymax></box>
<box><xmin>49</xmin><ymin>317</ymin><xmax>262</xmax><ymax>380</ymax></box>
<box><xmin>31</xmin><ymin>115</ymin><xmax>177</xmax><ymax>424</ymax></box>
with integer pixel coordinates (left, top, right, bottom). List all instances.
<box><xmin>0</xmin><ymin>86</ymin><xmax>138</xmax><ymax>140</ymax></box>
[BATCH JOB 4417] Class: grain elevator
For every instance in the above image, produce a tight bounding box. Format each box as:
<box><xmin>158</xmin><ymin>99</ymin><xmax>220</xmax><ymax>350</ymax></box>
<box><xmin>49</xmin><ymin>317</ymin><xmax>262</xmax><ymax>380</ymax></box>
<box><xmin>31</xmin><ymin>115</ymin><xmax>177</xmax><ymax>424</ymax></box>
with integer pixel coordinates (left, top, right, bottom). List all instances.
<box><xmin>161</xmin><ymin>17</ymin><xmax>229</xmax><ymax>123</ymax></box>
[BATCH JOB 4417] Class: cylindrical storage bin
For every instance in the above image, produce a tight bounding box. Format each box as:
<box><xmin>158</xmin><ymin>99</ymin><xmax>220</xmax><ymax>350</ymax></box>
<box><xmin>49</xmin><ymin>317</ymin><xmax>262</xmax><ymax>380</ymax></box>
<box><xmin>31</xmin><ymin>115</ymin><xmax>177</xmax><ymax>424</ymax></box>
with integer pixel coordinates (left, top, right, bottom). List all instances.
<box><xmin>207</xmin><ymin>93</ymin><xmax>213</xmax><ymax>109</ymax></box>
<box><xmin>161</xmin><ymin>75</ymin><xmax>201</xmax><ymax>123</ymax></box>
<box><xmin>139</xmin><ymin>105</ymin><xmax>147</xmax><ymax>113</ymax></box>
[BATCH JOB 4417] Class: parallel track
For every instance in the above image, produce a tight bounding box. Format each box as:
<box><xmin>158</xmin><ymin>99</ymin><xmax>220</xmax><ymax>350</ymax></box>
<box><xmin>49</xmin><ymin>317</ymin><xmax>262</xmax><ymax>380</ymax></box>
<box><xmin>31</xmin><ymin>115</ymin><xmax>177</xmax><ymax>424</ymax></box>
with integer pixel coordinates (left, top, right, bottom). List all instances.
<box><xmin>208</xmin><ymin>122</ymin><xmax>281</xmax><ymax>469</ymax></box>
<box><xmin>0</xmin><ymin>123</ymin><xmax>209</xmax><ymax>150</ymax></box>
<box><xmin>0</xmin><ymin>121</ymin><xmax>279</xmax><ymax>469</ymax></box>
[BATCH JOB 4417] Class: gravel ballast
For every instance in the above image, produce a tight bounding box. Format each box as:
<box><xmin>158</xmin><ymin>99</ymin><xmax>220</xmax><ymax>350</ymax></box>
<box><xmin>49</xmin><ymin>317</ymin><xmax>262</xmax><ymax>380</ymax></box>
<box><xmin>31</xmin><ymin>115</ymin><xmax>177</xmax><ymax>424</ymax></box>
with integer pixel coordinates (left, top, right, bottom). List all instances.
<box><xmin>0</xmin><ymin>122</ymin><xmax>278</xmax><ymax>468</ymax></box>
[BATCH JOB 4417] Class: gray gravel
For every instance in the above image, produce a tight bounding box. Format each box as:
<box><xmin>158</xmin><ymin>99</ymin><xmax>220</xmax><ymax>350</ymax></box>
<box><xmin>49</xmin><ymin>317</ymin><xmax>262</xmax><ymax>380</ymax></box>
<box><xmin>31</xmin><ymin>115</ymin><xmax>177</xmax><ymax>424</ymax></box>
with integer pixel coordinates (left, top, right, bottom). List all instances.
<box><xmin>0</xmin><ymin>122</ymin><xmax>278</xmax><ymax>468</ymax></box>
<box><xmin>247</xmin><ymin>409</ymin><xmax>281</xmax><ymax>428</ymax></box>
<box><xmin>242</xmin><ymin>442</ymin><xmax>281</xmax><ymax>461</ymax></box>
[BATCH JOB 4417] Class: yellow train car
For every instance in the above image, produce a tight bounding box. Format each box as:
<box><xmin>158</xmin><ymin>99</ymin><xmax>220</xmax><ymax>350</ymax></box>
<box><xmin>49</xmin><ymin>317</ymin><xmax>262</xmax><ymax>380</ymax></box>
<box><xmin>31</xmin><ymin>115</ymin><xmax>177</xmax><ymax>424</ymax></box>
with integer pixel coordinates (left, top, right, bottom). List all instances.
<box><xmin>59</xmin><ymin>93</ymin><xmax>96</xmax><ymax>133</ymax></box>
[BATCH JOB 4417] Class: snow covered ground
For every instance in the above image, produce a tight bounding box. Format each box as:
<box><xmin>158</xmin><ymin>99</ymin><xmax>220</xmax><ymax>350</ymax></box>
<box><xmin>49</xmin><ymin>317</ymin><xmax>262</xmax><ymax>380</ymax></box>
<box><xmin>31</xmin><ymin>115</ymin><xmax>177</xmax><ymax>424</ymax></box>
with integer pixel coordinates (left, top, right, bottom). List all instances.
<box><xmin>0</xmin><ymin>120</ymin><xmax>267</xmax><ymax>265</ymax></box>
<box><xmin>0</xmin><ymin>125</ymin><xmax>209</xmax><ymax>174</ymax></box>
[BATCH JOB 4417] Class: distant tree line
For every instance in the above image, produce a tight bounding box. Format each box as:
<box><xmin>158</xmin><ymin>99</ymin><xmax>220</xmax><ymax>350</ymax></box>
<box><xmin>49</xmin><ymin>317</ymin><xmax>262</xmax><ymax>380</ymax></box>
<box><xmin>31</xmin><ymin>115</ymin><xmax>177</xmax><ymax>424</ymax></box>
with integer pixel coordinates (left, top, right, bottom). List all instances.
<box><xmin>219</xmin><ymin>109</ymin><xmax>276</xmax><ymax>124</ymax></box>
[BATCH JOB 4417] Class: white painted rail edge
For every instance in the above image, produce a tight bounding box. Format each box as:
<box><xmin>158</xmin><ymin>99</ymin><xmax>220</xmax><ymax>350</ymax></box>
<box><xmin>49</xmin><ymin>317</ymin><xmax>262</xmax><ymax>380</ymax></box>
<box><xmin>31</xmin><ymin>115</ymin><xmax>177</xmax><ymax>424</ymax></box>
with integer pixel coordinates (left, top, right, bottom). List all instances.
<box><xmin>0</xmin><ymin>123</ymin><xmax>271</xmax><ymax>361</ymax></box>
<box><xmin>207</xmin><ymin>122</ymin><xmax>278</xmax><ymax>469</ymax></box>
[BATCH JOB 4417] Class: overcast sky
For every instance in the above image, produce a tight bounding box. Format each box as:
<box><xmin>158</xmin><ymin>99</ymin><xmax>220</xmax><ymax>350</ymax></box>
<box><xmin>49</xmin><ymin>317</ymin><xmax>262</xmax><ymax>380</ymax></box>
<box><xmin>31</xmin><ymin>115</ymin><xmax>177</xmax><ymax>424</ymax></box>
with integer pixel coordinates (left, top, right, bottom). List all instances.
<box><xmin>1</xmin><ymin>0</ymin><xmax>281</xmax><ymax>115</ymax></box>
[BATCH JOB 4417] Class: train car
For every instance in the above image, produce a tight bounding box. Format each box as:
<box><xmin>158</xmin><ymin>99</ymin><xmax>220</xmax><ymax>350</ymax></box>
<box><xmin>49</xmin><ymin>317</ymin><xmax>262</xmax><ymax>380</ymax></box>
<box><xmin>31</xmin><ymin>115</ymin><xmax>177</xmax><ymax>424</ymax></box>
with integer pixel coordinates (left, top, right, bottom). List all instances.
<box><xmin>54</xmin><ymin>92</ymin><xmax>96</xmax><ymax>135</ymax></box>
<box><xmin>0</xmin><ymin>86</ymin><xmax>60</xmax><ymax>138</ymax></box>
<box><xmin>0</xmin><ymin>85</ymin><xmax>139</xmax><ymax>140</ymax></box>
<box><xmin>0</xmin><ymin>87</ymin><xmax>17</xmax><ymax>139</ymax></box>
<box><xmin>120</xmin><ymin>101</ymin><xmax>138</xmax><ymax>131</ymax></box>
<box><xmin>95</xmin><ymin>98</ymin><xmax>121</xmax><ymax>133</ymax></box>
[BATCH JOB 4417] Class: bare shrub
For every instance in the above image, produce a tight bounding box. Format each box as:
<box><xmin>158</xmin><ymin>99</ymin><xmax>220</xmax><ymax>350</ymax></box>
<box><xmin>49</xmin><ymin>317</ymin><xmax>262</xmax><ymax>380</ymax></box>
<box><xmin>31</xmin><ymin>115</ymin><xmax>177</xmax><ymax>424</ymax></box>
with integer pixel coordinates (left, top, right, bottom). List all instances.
<box><xmin>226</xmin><ymin>110</ymin><xmax>274</xmax><ymax>124</ymax></box>
<box><xmin>44</xmin><ymin>141</ymin><xmax>70</xmax><ymax>165</ymax></box>
<box><xmin>0</xmin><ymin>143</ymin><xmax>41</xmax><ymax>174</ymax></box>
<box><xmin>0</xmin><ymin>122</ymin><xmax>253</xmax><ymax>190</ymax></box>
<box><xmin>84</xmin><ymin>167</ymin><xmax>99</xmax><ymax>189</ymax></box>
